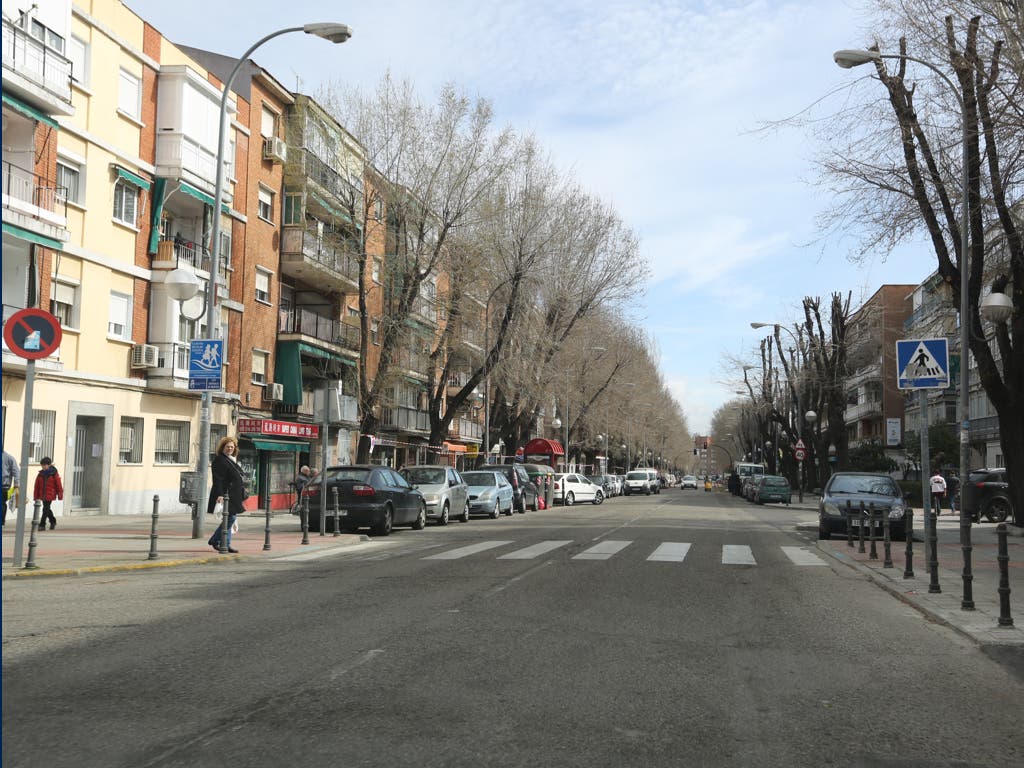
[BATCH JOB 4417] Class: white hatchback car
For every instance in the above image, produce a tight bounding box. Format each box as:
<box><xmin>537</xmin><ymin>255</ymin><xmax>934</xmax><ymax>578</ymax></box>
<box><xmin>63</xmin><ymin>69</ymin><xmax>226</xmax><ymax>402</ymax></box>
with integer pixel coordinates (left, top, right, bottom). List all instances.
<box><xmin>554</xmin><ymin>473</ymin><xmax>604</xmax><ymax>506</ymax></box>
<box><xmin>681</xmin><ymin>475</ymin><xmax>698</xmax><ymax>490</ymax></box>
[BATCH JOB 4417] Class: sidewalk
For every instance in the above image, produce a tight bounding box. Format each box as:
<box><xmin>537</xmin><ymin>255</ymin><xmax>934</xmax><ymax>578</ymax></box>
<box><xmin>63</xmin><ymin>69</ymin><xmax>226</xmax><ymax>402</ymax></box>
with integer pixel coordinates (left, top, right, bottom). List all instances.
<box><xmin>2</xmin><ymin>512</ymin><xmax>363</xmax><ymax>578</ymax></box>
<box><xmin>811</xmin><ymin>514</ymin><xmax>1024</xmax><ymax>647</ymax></box>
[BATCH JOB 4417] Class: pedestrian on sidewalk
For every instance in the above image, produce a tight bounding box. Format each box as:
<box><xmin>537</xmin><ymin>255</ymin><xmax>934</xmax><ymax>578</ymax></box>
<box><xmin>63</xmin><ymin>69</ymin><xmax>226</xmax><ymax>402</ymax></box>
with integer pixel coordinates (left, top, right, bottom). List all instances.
<box><xmin>2</xmin><ymin>448</ymin><xmax>19</xmax><ymax>526</ymax></box>
<box><xmin>33</xmin><ymin>457</ymin><xmax>64</xmax><ymax>531</ymax></box>
<box><xmin>207</xmin><ymin>436</ymin><xmax>246</xmax><ymax>553</ymax></box>
<box><xmin>929</xmin><ymin>471</ymin><xmax>947</xmax><ymax>517</ymax></box>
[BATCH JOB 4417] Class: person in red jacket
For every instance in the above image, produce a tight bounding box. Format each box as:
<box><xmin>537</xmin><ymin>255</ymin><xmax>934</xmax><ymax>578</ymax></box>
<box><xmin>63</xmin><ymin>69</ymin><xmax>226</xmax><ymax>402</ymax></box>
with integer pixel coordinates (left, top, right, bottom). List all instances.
<box><xmin>33</xmin><ymin>456</ymin><xmax>63</xmax><ymax>531</ymax></box>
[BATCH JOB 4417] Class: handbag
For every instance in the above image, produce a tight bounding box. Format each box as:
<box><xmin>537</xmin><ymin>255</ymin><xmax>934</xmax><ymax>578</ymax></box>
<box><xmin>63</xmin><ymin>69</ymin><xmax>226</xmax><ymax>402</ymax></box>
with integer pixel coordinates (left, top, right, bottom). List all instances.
<box><xmin>212</xmin><ymin>500</ymin><xmax>224</xmax><ymax>518</ymax></box>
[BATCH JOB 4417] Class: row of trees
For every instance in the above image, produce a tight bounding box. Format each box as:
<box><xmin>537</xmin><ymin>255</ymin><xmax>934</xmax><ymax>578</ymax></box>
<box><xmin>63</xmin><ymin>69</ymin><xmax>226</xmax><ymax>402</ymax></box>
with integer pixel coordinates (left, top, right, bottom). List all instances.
<box><xmin>316</xmin><ymin>75</ymin><xmax>690</xmax><ymax>469</ymax></box>
<box><xmin>714</xmin><ymin>2</ymin><xmax>1022</xmax><ymax>524</ymax></box>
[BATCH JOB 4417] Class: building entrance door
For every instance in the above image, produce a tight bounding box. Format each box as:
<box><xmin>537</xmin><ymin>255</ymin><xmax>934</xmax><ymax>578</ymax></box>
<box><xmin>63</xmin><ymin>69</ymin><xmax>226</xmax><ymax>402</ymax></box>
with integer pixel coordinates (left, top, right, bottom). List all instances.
<box><xmin>71</xmin><ymin>416</ymin><xmax>105</xmax><ymax>511</ymax></box>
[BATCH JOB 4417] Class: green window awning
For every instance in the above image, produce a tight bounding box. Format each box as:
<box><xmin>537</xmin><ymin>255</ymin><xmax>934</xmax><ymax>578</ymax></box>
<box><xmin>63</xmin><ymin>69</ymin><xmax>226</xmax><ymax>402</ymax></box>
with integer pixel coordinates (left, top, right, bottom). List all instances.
<box><xmin>180</xmin><ymin>180</ymin><xmax>231</xmax><ymax>214</ymax></box>
<box><xmin>251</xmin><ymin>439</ymin><xmax>310</xmax><ymax>453</ymax></box>
<box><xmin>148</xmin><ymin>178</ymin><xmax>168</xmax><ymax>255</ymax></box>
<box><xmin>2</xmin><ymin>222</ymin><xmax>63</xmax><ymax>250</ymax></box>
<box><xmin>114</xmin><ymin>166</ymin><xmax>151</xmax><ymax>190</ymax></box>
<box><xmin>2</xmin><ymin>93</ymin><xmax>58</xmax><ymax>129</ymax></box>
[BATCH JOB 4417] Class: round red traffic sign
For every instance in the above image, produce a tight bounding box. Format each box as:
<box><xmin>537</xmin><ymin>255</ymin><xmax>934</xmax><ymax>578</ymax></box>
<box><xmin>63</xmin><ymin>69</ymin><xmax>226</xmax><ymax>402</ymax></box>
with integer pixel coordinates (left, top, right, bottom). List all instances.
<box><xmin>794</xmin><ymin>448</ymin><xmax>806</xmax><ymax>462</ymax></box>
<box><xmin>3</xmin><ymin>308</ymin><xmax>63</xmax><ymax>360</ymax></box>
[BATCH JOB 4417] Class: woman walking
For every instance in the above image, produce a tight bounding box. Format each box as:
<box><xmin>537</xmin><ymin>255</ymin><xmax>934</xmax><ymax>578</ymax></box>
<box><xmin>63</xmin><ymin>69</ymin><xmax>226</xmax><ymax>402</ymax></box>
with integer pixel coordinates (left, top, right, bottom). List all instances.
<box><xmin>207</xmin><ymin>437</ymin><xmax>246</xmax><ymax>553</ymax></box>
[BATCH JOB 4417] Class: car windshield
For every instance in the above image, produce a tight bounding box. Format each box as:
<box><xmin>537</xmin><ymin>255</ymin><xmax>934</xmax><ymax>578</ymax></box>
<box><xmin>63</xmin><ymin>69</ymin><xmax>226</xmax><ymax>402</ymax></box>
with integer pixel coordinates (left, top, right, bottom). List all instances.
<box><xmin>587</xmin><ymin>476</ymin><xmax>603</xmax><ymax>484</ymax></box>
<box><xmin>765</xmin><ymin>477</ymin><xmax>789</xmax><ymax>487</ymax></box>
<box><xmin>323</xmin><ymin>468</ymin><xmax>371</xmax><ymax>483</ymax></box>
<box><xmin>828</xmin><ymin>475</ymin><xmax>898</xmax><ymax>496</ymax></box>
<box><xmin>403</xmin><ymin>467</ymin><xmax>446</xmax><ymax>485</ymax></box>
<box><xmin>462</xmin><ymin>472</ymin><xmax>496</xmax><ymax>486</ymax></box>
<box><xmin>626</xmin><ymin>472</ymin><xmax>647</xmax><ymax>480</ymax></box>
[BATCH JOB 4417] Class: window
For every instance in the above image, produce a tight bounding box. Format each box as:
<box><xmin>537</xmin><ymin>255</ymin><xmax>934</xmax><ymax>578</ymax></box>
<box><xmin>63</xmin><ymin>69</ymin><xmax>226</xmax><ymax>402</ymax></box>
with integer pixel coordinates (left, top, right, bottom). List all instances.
<box><xmin>258</xmin><ymin>187</ymin><xmax>274</xmax><ymax>223</ymax></box>
<box><xmin>252</xmin><ymin>349</ymin><xmax>269</xmax><ymax>385</ymax></box>
<box><xmin>118</xmin><ymin>69</ymin><xmax>141</xmax><ymax>119</ymax></box>
<box><xmin>108</xmin><ymin>292</ymin><xmax>132</xmax><ymax>339</ymax></box>
<box><xmin>119</xmin><ymin>416</ymin><xmax>144</xmax><ymax>464</ymax></box>
<box><xmin>371</xmin><ymin>319</ymin><xmax>380</xmax><ymax>345</ymax></box>
<box><xmin>255</xmin><ymin>268</ymin><xmax>271</xmax><ymax>303</ymax></box>
<box><xmin>29</xmin><ymin>410</ymin><xmax>55</xmax><ymax>463</ymax></box>
<box><xmin>68</xmin><ymin>35</ymin><xmax>89</xmax><ymax>87</ymax></box>
<box><xmin>210</xmin><ymin>424</ymin><xmax>227</xmax><ymax>460</ymax></box>
<box><xmin>347</xmin><ymin>306</ymin><xmax>360</xmax><ymax>319</ymax></box>
<box><xmin>260</xmin><ymin>106</ymin><xmax>278</xmax><ymax>138</ymax></box>
<box><xmin>57</xmin><ymin>160</ymin><xmax>82</xmax><ymax>206</ymax></box>
<box><xmin>155</xmin><ymin>420</ymin><xmax>190</xmax><ymax>464</ymax></box>
<box><xmin>50</xmin><ymin>280</ymin><xmax>79</xmax><ymax>328</ymax></box>
<box><xmin>372</xmin><ymin>257</ymin><xmax>382</xmax><ymax>283</ymax></box>
<box><xmin>283</xmin><ymin>193</ymin><xmax>303</xmax><ymax>225</ymax></box>
<box><xmin>113</xmin><ymin>180</ymin><xmax>138</xmax><ymax>226</ymax></box>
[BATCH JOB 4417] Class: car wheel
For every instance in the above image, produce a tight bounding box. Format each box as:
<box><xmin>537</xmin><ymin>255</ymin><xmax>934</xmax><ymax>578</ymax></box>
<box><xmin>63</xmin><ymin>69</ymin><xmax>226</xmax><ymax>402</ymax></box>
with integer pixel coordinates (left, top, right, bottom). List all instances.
<box><xmin>373</xmin><ymin>506</ymin><xmax>393</xmax><ymax>537</ymax></box>
<box><xmin>983</xmin><ymin>497</ymin><xmax>1011</xmax><ymax>523</ymax></box>
<box><xmin>564</xmin><ymin>492</ymin><xmax>575</xmax><ymax>507</ymax></box>
<box><xmin>530</xmin><ymin>495</ymin><xmax>539</xmax><ymax>512</ymax></box>
<box><xmin>818</xmin><ymin>521</ymin><xmax>831</xmax><ymax>540</ymax></box>
<box><xmin>490</xmin><ymin>503</ymin><xmax>500</xmax><ymax>519</ymax></box>
<box><xmin>439</xmin><ymin>503</ymin><xmax>450</xmax><ymax>526</ymax></box>
<box><xmin>645</xmin><ymin>488</ymin><xmax>651</xmax><ymax>496</ymax></box>
<box><xmin>593</xmin><ymin>490</ymin><xmax>604</xmax><ymax>505</ymax></box>
<box><xmin>504</xmin><ymin>499</ymin><xmax>514</xmax><ymax>516</ymax></box>
<box><xmin>518</xmin><ymin>496</ymin><xmax>527</xmax><ymax>514</ymax></box>
<box><xmin>411</xmin><ymin>501</ymin><xmax>426</xmax><ymax>530</ymax></box>
<box><xmin>460</xmin><ymin>501</ymin><xmax>471</xmax><ymax>523</ymax></box>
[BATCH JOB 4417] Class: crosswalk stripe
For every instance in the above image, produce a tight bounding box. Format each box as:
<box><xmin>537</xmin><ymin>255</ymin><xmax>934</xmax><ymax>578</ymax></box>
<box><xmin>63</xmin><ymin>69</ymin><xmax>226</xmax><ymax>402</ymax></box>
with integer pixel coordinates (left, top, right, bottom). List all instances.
<box><xmin>647</xmin><ymin>542</ymin><xmax>692</xmax><ymax>562</ymax></box>
<box><xmin>722</xmin><ymin>544</ymin><xmax>756</xmax><ymax>565</ymax></box>
<box><xmin>423</xmin><ymin>541</ymin><xmax>513</xmax><ymax>560</ymax></box>
<box><xmin>498</xmin><ymin>540</ymin><xmax>573</xmax><ymax>560</ymax></box>
<box><xmin>572</xmin><ymin>540</ymin><xmax>632</xmax><ymax>560</ymax></box>
<box><xmin>780</xmin><ymin>546</ymin><xmax>828</xmax><ymax>566</ymax></box>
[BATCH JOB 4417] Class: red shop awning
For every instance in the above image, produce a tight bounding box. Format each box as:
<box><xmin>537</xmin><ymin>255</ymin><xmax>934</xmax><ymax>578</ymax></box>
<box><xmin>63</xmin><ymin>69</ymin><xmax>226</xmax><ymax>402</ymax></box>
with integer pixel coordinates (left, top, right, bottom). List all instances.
<box><xmin>523</xmin><ymin>438</ymin><xmax>564</xmax><ymax>457</ymax></box>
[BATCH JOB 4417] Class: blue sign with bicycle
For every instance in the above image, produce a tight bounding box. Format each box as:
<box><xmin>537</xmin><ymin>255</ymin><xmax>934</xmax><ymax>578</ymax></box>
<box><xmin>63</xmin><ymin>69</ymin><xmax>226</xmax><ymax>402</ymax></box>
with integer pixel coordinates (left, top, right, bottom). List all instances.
<box><xmin>188</xmin><ymin>339</ymin><xmax>223</xmax><ymax>391</ymax></box>
<box><xmin>896</xmin><ymin>338</ymin><xmax>949</xmax><ymax>390</ymax></box>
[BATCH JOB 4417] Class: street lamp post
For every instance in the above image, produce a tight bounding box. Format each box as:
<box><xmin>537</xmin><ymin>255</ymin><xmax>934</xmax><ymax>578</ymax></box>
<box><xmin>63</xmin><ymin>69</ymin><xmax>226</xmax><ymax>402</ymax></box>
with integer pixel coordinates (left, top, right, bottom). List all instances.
<box><xmin>190</xmin><ymin>23</ymin><xmax>352</xmax><ymax>539</ymax></box>
<box><xmin>834</xmin><ymin>47</ymin><xmax>973</xmax><ymax>609</ymax></box>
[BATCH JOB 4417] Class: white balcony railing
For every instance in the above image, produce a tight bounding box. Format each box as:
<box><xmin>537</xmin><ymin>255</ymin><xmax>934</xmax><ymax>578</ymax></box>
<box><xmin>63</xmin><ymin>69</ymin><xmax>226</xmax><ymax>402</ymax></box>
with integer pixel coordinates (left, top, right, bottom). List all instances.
<box><xmin>2</xmin><ymin>18</ymin><xmax>73</xmax><ymax>104</ymax></box>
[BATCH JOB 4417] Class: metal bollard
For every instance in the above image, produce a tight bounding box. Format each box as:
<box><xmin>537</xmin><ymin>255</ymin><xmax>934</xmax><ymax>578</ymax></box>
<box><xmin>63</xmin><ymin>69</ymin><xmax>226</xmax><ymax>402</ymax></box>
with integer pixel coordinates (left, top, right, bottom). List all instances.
<box><xmin>858</xmin><ymin>504</ymin><xmax>866</xmax><ymax>554</ymax></box>
<box><xmin>23</xmin><ymin>499</ymin><xmax>42</xmax><ymax>570</ymax></box>
<box><xmin>319</xmin><ymin>495</ymin><xmax>326</xmax><ymax>537</ymax></box>
<box><xmin>928</xmin><ymin>506</ymin><xmax>941</xmax><ymax>594</ymax></box>
<box><xmin>301</xmin><ymin>495</ymin><xmax>310</xmax><ymax>545</ymax></box>
<box><xmin>148</xmin><ymin>494</ymin><xmax>160</xmax><ymax>560</ymax></box>
<box><xmin>903</xmin><ymin>508</ymin><xmax>914</xmax><ymax>579</ymax></box>
<box><xmin>332</xmin><ymin>486</ymin><xmax>340</xmax><ymax>537</ymax></box>
<box><xmin>960</xmin><ymin>507</ymin><xmax>975</xmax><ymax>611</ymax></box>
<box><xmin>263</xmin><ymin>483</ymin><xmax>272</xmax><ymax>551</ymax></box>
<box><xmin>219</xmin><ymin>490</ymin><xmax>231</xmax><ymax>554</ymax></box>
<box><xmin>846</xmin><ymin>501</ymin><xmax>854</xmax><ymax>547</ymax></box>
<box><xmin>881</xmin><ymin>505</ymin><xmax>893</xmax><ymax>568</ymax></box>
<box><xmin>996</xmin><ymin>524</ymin><xmax>1014</xmax><ymax>627</ymax></box>
<box><xmin>868</xmin><ymin>503</ymin><xmax>879</xmax><ymax>560</ymax></box>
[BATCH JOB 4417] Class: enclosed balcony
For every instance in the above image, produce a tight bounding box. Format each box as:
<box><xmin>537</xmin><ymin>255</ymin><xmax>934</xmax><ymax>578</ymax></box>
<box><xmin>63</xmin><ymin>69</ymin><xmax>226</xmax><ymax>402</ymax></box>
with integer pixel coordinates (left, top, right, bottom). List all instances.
<box><xmin>381</xmin><ymin>405</ymin><xmax>430</xmax><ymax>433</ymax></box>
<box><xmin>280</xmin><ymin>222</ymin><xmax>361</xmax><ymax>294</ymax></box>
<box><xmin>448</xmin><ymin>416</ymin><xmax>483</xmax><ymax>441</ymax></box>
<box><xmin>2</xmin><ymin>17</ymin><xmax>74</xmax><ymax>116</ymax></box>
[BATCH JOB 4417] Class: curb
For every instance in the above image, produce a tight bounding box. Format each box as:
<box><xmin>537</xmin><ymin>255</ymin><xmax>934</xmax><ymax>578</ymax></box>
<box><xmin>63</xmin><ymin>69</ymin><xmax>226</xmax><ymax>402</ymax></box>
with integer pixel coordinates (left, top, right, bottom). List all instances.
<box><xmin>2</xmin><ymin>554</ymin><xmax>242</xmax><ymax>579</ymax></box>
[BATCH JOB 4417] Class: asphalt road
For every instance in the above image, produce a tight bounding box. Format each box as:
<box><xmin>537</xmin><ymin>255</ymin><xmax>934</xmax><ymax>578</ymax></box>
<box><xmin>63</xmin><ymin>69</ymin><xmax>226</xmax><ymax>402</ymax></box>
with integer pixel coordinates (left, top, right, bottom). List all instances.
<box><xmin>4</xmin><ymin>491</ymin><xmax>1022</xmax><ymax>767</ymax></box>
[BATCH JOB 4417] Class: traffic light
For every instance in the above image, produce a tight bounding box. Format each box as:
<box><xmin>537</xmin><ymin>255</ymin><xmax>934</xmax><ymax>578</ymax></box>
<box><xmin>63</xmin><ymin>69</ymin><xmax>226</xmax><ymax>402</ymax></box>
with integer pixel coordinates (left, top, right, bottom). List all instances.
<box><xmin>693</xmin><ymin>448</ymin><xmax>698</xmax><ymax>455</ymax></box>
<box><xmin>703</xmin><ymin>439</ymin><xmax>709</xmax><ymax>450</ymax></box>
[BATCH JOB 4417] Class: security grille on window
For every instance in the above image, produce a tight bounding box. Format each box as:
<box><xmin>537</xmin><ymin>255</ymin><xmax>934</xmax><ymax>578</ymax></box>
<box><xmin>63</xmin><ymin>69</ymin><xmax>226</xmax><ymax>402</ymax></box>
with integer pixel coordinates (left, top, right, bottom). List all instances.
<box><xmin>108</xmin><ymin>292</ymin><xmax>132</xmax><ymax>339</ymax></box>
<box><xmin>119</xmin><ymin>416</ymin><xmax>144</xmax><ymax>464</ymax></box>
<box><xmin>258</xmin><ymin>187</ymin><xmax>274</xmax><ymax>222</ymax></box>
<box><xmin>155</xmin><ymin>420</ymin><xmax>190</xmax><ymax>464</ymax></box>
<box><xmin>113</xmin><ymin>180</ymin><xmax>138</xmax><ymax>226</ymax></box>
<box><xmin>255</xmin><ymin>269</ymin><xmax>271</xmax><ymax>303</ymax></box>
<box><xmin>29</xmin><ymin>410</ymin><xmax>56</xmax><ymax>463</ymax></box>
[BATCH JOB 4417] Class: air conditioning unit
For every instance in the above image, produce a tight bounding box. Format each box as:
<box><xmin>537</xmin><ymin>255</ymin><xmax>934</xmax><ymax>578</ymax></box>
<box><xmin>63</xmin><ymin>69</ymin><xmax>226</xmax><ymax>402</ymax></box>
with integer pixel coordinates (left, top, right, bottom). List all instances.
<box><xmin>264</xmin><ymin>382</ymin><xmax>284</xmax><ymax>401</ymax></box>
<box><xmin>130</xmin><ymin>344</ymin><xmax>159</xmax><ymax>369</ymax></box>
<box><xmin>262</xmin><ymin>137</ymin><xmax>287</xmax><ymax>164</ymax></box>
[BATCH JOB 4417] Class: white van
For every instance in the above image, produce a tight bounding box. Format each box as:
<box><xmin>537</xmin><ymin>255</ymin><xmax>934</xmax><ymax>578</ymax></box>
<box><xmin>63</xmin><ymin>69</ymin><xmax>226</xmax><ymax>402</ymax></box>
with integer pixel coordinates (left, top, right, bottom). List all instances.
<box><xmin>624</xmin><ymin>468</ymin><xmax>660</xmax><ymax>495</ymax></box>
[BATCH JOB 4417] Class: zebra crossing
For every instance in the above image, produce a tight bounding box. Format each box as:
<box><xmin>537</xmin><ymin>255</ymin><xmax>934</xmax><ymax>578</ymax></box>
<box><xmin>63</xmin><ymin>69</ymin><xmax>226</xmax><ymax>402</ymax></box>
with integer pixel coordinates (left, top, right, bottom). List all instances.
<box><xmin>417</xmin><ymin>539</ymin><xmax>829</xmax><ymax>566</ymax></box>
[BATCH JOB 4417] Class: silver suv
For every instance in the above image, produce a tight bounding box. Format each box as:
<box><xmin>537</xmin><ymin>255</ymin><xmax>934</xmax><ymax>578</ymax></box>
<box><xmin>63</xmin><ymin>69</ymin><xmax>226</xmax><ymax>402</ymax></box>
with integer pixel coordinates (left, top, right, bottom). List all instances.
<box><xmin>399</xmin><ymin>465</ymin><xmax>470</xmax><ymax>525</ymax></box>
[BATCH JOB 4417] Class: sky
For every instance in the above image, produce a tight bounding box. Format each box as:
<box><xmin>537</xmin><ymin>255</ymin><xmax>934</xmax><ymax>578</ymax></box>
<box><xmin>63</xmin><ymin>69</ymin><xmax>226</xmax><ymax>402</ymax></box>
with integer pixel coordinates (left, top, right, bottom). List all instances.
<box><xmin>125</xmin><ymin>0</ymin><xmax>938</xmax><ymax>434</ymax></box>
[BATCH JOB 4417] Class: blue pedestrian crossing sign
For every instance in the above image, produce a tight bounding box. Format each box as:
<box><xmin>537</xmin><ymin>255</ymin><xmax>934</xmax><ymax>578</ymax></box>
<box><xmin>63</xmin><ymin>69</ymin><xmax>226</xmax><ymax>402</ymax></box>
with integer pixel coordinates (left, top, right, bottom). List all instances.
<box><xmin>896</xmin><ymin>338</ymin><xmax>950</xmax><ymax>390</ymax></box>
<box><xmin>188</xmin><ymin>339</ymin><xmax>223</xmax><ymax>391</ymax></box>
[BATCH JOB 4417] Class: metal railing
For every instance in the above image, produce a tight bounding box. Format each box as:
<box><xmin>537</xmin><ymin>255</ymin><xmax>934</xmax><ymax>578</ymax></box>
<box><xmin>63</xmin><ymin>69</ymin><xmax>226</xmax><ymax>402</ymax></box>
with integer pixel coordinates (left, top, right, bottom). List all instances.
<box><xmin>2</xmin><ymin>160</ymin><xmax>68</xmax><ymax>218</ymax></box>
<box><xmin>381</xmin><ymin>405</ymin><xmax>430</xmax><ymax>432</ymax></box>
<box><xmin>156</xmin><ymin>239</ymin><xmax>230</xmax><ymax>284</ymax></box>
<box><xmin>449</xmin><ymin>417</ymin><xmax>482</xmax><ymax>440</ymax></box>
<box><xmin>2</xmin><ymin>18</ymin><xmax>73</xmax><ymax>103</ymax></box>
<box><xmin>278</xmin><ymin>308</ymin><xmax>360</xmax><ymax>352</ymax></box>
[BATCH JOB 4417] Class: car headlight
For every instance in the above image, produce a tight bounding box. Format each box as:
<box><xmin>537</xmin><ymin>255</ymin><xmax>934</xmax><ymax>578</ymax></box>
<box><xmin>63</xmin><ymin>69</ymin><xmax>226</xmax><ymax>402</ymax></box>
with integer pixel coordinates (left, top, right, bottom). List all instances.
<box><xmin>424</xmin><ymin>493</ymin><xmax>438</xmax><ymax>504</ymax></box>
<box><xmin>889</xmin><ymin>504</ymin><xmax>905</xmax><ymax>520</ymax></box>
<box><xmin>823</xmin><ymin>502</ymin><xmax>844</xmax><ymax>517</ymax></box>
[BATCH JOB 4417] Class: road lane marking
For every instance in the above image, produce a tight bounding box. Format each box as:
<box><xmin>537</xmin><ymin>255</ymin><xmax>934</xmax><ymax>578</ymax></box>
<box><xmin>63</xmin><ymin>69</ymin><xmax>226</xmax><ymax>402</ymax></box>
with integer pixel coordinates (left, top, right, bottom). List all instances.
<box><xmin>423</xmin><ymin>541</ymin><xmax>513</xmax><ymax>560</ymax></box>
<box><xmin>573</xmin><ymin>540</ymin><xmax>632</xmax><ymax>560</ymax></box>
<box><xmin>498</xmin><ymin>540</ymin><xmax>572</xmax><ymax>559</ymax></box>
<box><xmin>722</xmin><ymin>544</ymin><xmax>756</xmax><ymax>565</ymax></box>
<box><xmin>781</xmin><ymin>546</ymin><xmax>827</xmax><ymax>566</ymax></box>
<box><xmin>647</xmin><ymin>542</ymin><xmax>692</xmax><ymax>562</ymax></box>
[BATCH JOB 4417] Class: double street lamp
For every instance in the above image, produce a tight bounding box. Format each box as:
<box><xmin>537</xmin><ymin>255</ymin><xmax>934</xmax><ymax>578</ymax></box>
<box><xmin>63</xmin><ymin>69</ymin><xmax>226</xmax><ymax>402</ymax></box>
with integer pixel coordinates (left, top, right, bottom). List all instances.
<box><xmin>168</xmin><ymin>23</ymin><xmax>352</xmax><ymax>538</ymax></box>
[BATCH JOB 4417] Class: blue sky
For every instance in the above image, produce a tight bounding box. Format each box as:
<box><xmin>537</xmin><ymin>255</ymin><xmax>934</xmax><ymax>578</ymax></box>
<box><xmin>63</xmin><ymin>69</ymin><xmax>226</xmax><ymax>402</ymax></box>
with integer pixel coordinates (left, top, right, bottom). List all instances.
<box><xmin>126</xmin><ymin>0</ymin><xmax>937</xmax><ymax>433</ymax></box>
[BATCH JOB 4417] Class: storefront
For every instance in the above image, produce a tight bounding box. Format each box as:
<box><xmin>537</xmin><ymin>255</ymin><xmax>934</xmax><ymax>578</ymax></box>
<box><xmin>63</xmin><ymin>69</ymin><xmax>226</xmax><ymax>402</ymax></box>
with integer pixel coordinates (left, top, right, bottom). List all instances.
<box><xmin>237</xmin><ymin>418</ymin><xmax>320</xmax><ymax>511</ymax></box>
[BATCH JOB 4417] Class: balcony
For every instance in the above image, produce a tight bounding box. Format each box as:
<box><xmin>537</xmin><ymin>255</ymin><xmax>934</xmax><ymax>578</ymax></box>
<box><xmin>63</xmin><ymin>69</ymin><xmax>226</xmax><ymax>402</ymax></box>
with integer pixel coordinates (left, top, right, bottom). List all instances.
<box><xmin>448</xmin><ymin>416</ymin><xmax>482</xmax><ymax>441</ymax></box>
<box><xmin>968</xmin><ymin>415</ymin><xmax>1001</xmax><ymax>442</ymax></box>
<box><xmin>844</xmin><ymin>399</ymin><xmax>883</xmax><ymax>423</ymax></box>
<box><xmin>275</xmin><ymin>391</ymin><xmax>358</xmax><ymax>423</ymax></box>
<box><xmin>904</xmin><ymin>299</ymin><xmax>954</xmax><ymax>332</ymax></box>
<box><xmin>846</xmin><ymin>362</ymin><xmax>882</xmax><ymax>388</ymax></box>
<box><xmin>2</xmin><ymin>160</ymin><xmax>69</xmax><ymax>243</ymax></box>
<box><xmin>381</xmin><ymin>405</ymin><xmax>430</xmax><ymax>433</ymax></box>
<box><xmin>301</xmin><ymin>149</ymin><xmax>363</xmax><ymax>215</ymax></box>
<box><xmin>278</xmin><ymin>308</ymin><xmax>360</xmax><ymax>354</ymax></box>
<box><xmin>153</xmin><ymin>239</ymin><xmax>230</xmax><ymax>295</ymax></box>
<box><xmin>395</xmin><ymin>347</ymin><xmax>431</xmax><ymax>377</ymax></box>
<box><xmin>280</xmin><ymin>225</ymin><xmax>361</xmax><ymax>294</ymax></box>
<box><xmin>2</xmin><ymin>18</ymin><xmax>74</xmax><ymax>115</ymax></box>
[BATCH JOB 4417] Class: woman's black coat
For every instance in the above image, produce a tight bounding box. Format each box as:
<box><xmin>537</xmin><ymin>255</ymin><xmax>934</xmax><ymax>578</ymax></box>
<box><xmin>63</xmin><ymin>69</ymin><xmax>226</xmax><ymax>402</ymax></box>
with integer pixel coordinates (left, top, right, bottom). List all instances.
<box><xmin>207</xmin><ymin>452</ymin><xmax>246</xmax><ymax>516</ymax></box>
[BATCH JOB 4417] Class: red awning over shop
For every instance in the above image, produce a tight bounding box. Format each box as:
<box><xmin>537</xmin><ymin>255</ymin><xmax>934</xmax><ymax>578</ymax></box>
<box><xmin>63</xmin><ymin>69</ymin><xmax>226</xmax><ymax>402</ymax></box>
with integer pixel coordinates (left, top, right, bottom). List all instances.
<box><xmin>442</xmin><ymin>442</ymin><xmax>468</xmax><ymax>453</ymax></box>
<box><xmin>523</xmin><ymin>438</ymin><xmax>564</xmax><ymax>457</ymax></box>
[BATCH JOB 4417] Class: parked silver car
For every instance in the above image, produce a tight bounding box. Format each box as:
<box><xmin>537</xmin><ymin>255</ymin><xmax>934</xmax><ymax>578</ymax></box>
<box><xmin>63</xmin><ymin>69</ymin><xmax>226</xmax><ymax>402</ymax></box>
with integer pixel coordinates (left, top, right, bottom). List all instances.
<box><xmin>400</xmin><ymin>465</ymin><xmax>470</xmax><ymax>525</ymax></box>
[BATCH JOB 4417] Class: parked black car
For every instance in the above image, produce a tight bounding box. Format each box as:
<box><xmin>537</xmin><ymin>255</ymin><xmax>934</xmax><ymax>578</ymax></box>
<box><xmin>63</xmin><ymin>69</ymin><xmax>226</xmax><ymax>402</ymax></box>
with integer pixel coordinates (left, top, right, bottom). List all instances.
<box><xmin>298</xmin><ymin>465</ymin><xmax>426</xmax><ymax>535</ymax></box>
<box><xmin>962</xmin><ymin>468</ymin><xmax>1012</xmax><ymax>523</ymax></box>
<box><xmin>818</xmin><ymin>472</ymin><xmax>909</xmax><ymax>541</ymax></box>
<box><xmin>488</xmin><ymin>464</ymin><xmax>539</xmax><ymax>513</ymax></box>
